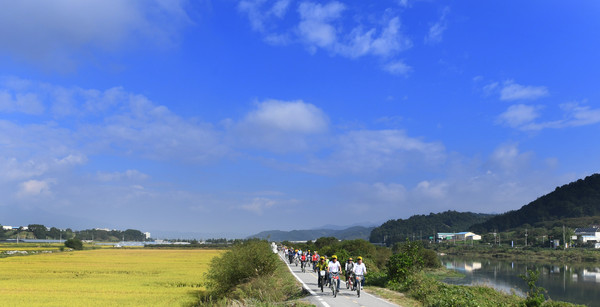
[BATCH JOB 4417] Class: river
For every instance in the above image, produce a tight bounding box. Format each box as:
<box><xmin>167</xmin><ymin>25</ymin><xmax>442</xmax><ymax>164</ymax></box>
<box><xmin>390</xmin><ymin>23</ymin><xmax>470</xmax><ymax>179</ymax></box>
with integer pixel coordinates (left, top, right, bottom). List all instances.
<box><xmin>440</xmin><ymin>255</ymin><xmax>600</xmax><ymax>306</ymax></box>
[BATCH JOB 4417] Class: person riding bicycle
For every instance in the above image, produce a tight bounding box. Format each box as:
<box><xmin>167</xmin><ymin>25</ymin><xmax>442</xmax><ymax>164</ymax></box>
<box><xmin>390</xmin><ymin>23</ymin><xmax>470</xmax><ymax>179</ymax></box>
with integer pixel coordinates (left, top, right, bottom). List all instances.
<box><xmin>300</xmin><ymin>251</ymin><xmax>307</xmax><ymax>269</ymax></box>
<box><xmin>316</xmin><ymin>257</ymin><xmax>328</xmax><ymax>288</ymax></box>
<box><xmin>345</xmin><ymin>257</ymin><xmax>355</xmax><ymax>289</ymax></box>
<box><xmin>288</xmin><ymin>248</ymin><xmax>294</xmax><ymax>264</ymax></box>
<box><xmin>352</xmin><ymin>256</ymin><xmax>367</xmax><ymax>290</ymax></box>
<box><xmin>311</xmin><ymin>251</ymin><xmax>320</xmax><ymax>271</ymax></box>
<box><xmin>327</xmin><ymin>255</ymin><xmax>342</xmax><ymax>291</ymax></box>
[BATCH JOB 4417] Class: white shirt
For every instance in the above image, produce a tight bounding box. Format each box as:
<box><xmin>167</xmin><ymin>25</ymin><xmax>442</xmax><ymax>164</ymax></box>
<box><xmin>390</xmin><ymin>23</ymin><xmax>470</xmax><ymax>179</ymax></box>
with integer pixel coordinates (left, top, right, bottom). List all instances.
<box><xmin>328</xmin><ymin>260</ymin><xmax>342</xmax><ymax>273</ymax></box>
<box><xmin>353</xmin><ymin>262</ymin><xmax>367</xmax><ymax>275</ymax></box>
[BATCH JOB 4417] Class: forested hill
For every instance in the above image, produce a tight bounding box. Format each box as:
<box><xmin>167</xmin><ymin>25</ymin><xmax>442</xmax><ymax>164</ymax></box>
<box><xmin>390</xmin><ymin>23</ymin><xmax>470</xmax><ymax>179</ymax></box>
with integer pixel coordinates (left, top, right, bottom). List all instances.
<box><xmin>369</xmin><ymin>211</ymin><xmax>494</xmax><ymax>246</ymax></box>
<box><xmin>248</xmin><ymin>226</ymin><xmax>374</xmax><ymax>241</ymax></box>
<box><xmin>470</xmin><ymin>173</ymin><xmax>600</xmax><ymax>233</ymax></box>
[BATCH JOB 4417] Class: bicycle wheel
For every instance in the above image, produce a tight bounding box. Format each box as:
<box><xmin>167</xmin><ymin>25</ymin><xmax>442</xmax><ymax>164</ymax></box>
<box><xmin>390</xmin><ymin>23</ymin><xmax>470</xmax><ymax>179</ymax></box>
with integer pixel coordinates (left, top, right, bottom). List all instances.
<box><xmin>331</xmin><ymin>281</ymin><xmax>336</xmax><ymax>297</ymax></box>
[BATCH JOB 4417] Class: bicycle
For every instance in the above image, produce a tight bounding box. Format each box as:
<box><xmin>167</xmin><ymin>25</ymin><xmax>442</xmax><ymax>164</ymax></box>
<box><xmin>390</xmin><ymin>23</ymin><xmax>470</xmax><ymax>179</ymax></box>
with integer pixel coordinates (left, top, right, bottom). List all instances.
<box><xmin>330</xmin><ymin>272</ymin><xmax>340</xmax><ymax>298</ymax></box>
<box><xmin>355</xmin><ymin>274</ymin><xmax>363</xmax><ymax>297</ymax></box>
<box><xmin>346</xmin><ymin>272</ymin><xmax>354</xmax><ymax>290</ymax></box>
<box><xmin>319</xmin><ymin>270</ymin><xmax>327</xmax><ymax>292</ymax></box>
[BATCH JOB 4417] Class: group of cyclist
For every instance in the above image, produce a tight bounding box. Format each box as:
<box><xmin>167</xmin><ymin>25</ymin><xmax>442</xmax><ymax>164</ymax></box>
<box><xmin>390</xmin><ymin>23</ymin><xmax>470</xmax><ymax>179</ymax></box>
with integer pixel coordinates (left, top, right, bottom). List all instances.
<box><xmin>282</xmin><ymin>247</ymin><xmax>367</xmax><ymax>292</ymax></box>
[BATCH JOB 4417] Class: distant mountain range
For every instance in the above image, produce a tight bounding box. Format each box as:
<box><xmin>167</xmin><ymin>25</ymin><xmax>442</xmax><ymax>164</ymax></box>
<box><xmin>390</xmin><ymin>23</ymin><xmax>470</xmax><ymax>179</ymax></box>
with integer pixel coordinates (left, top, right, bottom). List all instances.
<box><xmin>471</xmin><ymin>173</ymin><xmax>600</xmax><ymax>232</ymax></box>
<box><xmin>250</xmin><ymin>174</ymin><xmax>600</xmax><ymax>243</ymax></box>
<box><xmin>248</xmin><ymin>226</ymin><xmax>375</xmax><ymax>241</ymax></box>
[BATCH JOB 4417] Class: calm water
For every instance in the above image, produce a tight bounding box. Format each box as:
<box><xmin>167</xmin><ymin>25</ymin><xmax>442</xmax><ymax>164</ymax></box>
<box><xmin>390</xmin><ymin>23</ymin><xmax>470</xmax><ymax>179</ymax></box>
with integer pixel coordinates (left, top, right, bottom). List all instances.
<box><xmin>441</xmin><ymin>255</ymin><xmax>600</xmax><ymax>307</ymax></box>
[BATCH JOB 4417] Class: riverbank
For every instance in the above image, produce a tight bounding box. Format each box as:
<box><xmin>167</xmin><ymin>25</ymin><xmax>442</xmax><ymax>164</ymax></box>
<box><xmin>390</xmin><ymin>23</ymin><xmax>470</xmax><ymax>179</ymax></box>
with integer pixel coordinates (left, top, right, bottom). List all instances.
<box><xmin>432</xmin><ymin>244</ymin><xmax>600</xmax><ymax>263</ymax></box>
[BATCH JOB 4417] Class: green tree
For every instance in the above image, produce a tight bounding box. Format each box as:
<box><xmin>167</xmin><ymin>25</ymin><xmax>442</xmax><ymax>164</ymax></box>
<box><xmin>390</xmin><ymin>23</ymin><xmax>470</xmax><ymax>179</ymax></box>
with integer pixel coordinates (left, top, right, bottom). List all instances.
<box><xmin>65</xmin><ymin>238</ymin><xmax>84</xmax><ymax>250</ymax></box>
<box><xmin>28</xmin><ymin>224</ymin><xmax>48</xmax><ymax>239</ymax></box>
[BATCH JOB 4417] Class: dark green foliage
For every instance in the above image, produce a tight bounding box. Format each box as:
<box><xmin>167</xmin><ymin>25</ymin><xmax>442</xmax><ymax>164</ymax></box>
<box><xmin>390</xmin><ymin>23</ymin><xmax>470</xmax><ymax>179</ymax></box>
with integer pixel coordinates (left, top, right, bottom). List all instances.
<box><xmin>472</xmin><ymin>173</ymin><xmax>600</xmax><ymax>232</ymax></box>
<box><xmin>387</xmin><ymin>240</ymin><xmax>424</xmax><ymax>283</ymax></box>
<box><xmin>28</xmin><ymin>224</ymin><xmax>48</xmax><ymax>239</ymax></box>
<box><xmin>204</xmin><ymin>239</ymin><xmax>279</xmax><ymax>297</ymax></box>
<box><xmin>370</xmin><ymin>210</ymin><xmax>494</xmax><ymax>246</ymax></box>
<box><xmin>520</xmin><ymin>269</ymin><xmax>546</xmax><ymax>307</ymax></box>
<box><xmin>64</xmin><ymin>238</ymin><xmax>83</xmax><ymax>250</ymax></box>
<box><xmin>74</xmin><ymin>228</ymin><xmax>145</xmax><ymax>241</ymax></box>
<box><xmin>420</xmin><ymin>248</ymin><xmax>441</xmax><ymax>268</ymax></box>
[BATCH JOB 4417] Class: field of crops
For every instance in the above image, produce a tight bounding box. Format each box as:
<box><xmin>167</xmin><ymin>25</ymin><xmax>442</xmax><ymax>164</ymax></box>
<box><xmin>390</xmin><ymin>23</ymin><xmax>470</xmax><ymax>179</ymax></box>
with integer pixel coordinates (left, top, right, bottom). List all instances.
<box><xmin>0</xmin><ymin>248</ymin><xmax>223</xmax><ymax>306</ymax></box>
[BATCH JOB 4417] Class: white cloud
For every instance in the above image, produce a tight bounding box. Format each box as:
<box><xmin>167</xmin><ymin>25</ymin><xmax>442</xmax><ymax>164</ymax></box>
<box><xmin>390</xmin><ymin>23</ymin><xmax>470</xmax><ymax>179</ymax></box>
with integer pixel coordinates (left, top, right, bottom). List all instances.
<box><xmin>241</xmin><ymin>100</ymin><xmax>328</xmax><ymax>133</ymax></box>
<box><xmin>383</xmin><ymin>60</ymin><xmax>412</xmax><ymax>76</ymax></box>
<box><xmin>415</xmin><ymin>180</ymin><xmax>448</xmax><ymax>199</ymax></box>
<box><xmin>497</xmin><ymin>101</ymin><xmax>600</xmax><ymax>131</ymax></box>
<box><xmin>0</xmin><ymin>0</ymin><xmax>191</xmax><ymax>71</ymax></box>
<box><xmin>497</xmin><ymin>104</ymin><xmax>541</xmax><ymax>128</ymax></box>
<box><xmin>297</xmin><ymin>2</ymin><xmax>345</xmax><ymax>49</ymax></box>
<box><xmin>306</xmin><ymin>129</ymin><xmax>445</xmax><ymax>175</ymax></box>
<box><xmin>18</xmin><ymin>179</ymin><xmax>54</xmax><ymax>198</ymax></box>
<box><xmin>233</xmin><ymin>99</ymin><xmax>329</xmax><ymax>152</ymax></box>
<box><xmin>500</xmin><ymin>80</ymin><xmax>549</xmax><ymax>101</ymax></box>
<box><xmin>241</xmin><ymin>197</ymin><xmax>278</xmax><ymax>214</ymax></box>
<box><xmin>271</xmin><ymin>0</ymin><xmax>292</xmax><ymax>18</ymax></box>
<box><xmin>239</xmin><ymin>1</ymin><xmax>412</xmax><ymax>74</ymax></box>
<box><xmin>425</xmin><ymin>7</ymin><xmax>450</xmax><ymax>45</ymax></box>
<box><xmin>0</xmin><ymin>90</ymin><xmax>44</xmax><ymax>115</ymax></box>
<box><xmin>488</xmin><ymin>143</ymin><xmax>533</xmax><ymax>174</ymax></box>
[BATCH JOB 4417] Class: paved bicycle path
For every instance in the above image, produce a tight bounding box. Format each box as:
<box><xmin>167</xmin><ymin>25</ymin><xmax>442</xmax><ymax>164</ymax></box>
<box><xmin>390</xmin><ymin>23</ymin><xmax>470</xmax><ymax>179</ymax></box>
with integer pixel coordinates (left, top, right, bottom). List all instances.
<box><xmin>279</xmin><ymin>252</ymin><xmax>400</xmax><ymax>307</ymax></box>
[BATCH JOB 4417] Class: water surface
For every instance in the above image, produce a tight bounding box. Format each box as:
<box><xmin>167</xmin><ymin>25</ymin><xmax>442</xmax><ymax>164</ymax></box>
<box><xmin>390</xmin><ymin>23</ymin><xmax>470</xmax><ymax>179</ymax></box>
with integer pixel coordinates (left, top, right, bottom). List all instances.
<box><xmin>441</xmin><ymin>255</ymin><xmax>600</xmax><ymax>306</ymax></box>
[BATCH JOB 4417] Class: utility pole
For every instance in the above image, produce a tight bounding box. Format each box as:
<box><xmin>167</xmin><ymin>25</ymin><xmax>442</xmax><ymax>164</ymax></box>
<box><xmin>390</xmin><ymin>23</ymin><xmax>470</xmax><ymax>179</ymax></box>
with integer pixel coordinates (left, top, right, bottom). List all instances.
<box><xmin>563</xmin><ymin>225</ymin><xmax>566</xmax><ymax>249</ymax></box>
<box><xmin>525</xmin><ymin>228</ymin><xmax>528</xmax><ymax>246</ymax></box>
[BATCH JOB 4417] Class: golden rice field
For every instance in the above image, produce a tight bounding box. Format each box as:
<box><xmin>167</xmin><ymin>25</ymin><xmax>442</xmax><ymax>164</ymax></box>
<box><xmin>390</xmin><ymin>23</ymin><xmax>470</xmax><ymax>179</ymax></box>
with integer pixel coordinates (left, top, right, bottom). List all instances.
<box><xmin>0</xmin><ymin>248</ymin><xmax>223</xmax><ymax>306</ymax></box>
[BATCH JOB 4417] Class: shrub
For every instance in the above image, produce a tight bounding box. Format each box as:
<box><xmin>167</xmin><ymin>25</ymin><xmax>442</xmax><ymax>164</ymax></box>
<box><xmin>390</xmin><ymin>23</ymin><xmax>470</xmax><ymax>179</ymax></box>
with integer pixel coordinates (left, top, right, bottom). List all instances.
<box><xmin>421</xmin><ymin>248</ymin><xmax>441</xmax><ymax>268</ymax></box>
<box><xmin>204</xmin><ymin>239</ymin><xmax>279</xmax><ymax>297</ymax></box>
<box><xmin>520</xmin><ymin>269</ymin><xmax>546</xmax><ymax>307</ymax></box>
<box><xmin>387</xmin><ymin>240</ymin><xmax>424</xmax><ymax>283</ymax></box>
<box><xmin>64</xmin><ymin>238</ymin><xmax>83</xmax><ymax>250</ymax></box>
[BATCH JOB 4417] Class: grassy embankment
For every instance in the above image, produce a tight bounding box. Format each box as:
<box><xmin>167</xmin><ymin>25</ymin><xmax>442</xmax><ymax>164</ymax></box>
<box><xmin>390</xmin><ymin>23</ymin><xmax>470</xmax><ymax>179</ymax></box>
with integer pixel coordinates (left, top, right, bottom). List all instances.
<box><xmin>0</xmin><ymin>247</ymin><xmax>222</xmax><ymax>306</ymax></box>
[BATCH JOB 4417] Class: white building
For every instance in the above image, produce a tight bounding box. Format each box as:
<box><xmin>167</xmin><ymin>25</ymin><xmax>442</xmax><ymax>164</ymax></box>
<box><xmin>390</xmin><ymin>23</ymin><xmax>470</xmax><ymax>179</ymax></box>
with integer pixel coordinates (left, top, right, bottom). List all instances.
<box><xmin>454</xmin><ymin>232</ymin><xmax>482</xmax><ymax>241</ymax></box>
<box><xmin>144</xmin><ymin>232</ymin><xmax>151</xmax><ymax>239</ymax></box>
<box><xmin>575</xmin><ymin>227</ymin><xmax>600</xmax><ymax>243</ymax></box>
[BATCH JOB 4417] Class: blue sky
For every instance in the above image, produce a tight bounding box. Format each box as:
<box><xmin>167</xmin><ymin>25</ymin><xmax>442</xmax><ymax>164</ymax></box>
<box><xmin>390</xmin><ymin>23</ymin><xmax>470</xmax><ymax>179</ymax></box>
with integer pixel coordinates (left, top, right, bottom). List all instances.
<box><xmin>1</xmin><ymin>0</ymin><xmax>599</xmax><ymax>238</ymax></box>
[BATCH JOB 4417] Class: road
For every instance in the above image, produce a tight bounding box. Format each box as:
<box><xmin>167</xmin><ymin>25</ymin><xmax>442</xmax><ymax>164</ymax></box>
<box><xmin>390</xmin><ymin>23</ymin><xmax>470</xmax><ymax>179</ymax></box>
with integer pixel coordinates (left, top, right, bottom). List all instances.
<box><xmin>279</xmin><ymin>252</ymin><xmax>400</xmax><ymax>307</ymax></box>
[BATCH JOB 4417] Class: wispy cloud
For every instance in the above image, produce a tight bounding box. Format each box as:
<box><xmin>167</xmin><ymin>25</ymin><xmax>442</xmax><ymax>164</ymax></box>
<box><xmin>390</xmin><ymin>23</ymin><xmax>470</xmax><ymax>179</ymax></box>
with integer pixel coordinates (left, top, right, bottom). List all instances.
<box><xmin>0</xmin><ymin>0</ymin><xmax>192</xmax><ymax>71</ymax></box>
<box><xmin>496</xmin><ymin>104</ymin><xmax>541</xmax><ymax>128</ymax></box>
<box><xmin>383</xmin><ymin>60</ymin><xmax>412</xmax><ymax>76</ymax></box>
<box><xmin>425</xmin><ymin>6</ymin><xmax>450</xmax><ymax>45</ymax></box>
<box><xmin>499</xmin><ymin>101</ymin><xmax>600</xmax><ymax>131</ymax></box>
<box><xmin>304</xmin><ymin>129</ymin><xmax>445</xmax><ymax>175</ymax></box>
<box><xmin>500</xmin><ymin>80</ymin><xmax>549</xmax><ymax>101</ymax></box>
<box><xmin>238</xmin><ymin>1</ymin><xmax>413</xmax><ymax>74</ymax></box>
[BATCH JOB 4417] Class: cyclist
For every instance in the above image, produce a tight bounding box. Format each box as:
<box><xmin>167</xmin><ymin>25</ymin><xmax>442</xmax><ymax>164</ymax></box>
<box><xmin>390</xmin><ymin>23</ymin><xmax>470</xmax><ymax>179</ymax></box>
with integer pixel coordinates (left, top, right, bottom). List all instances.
<box><xmin>288</xmin><ymin>248</ymin><xmax>294</xmax><ymax>264</ymax></box>
<box><xmin>316</xmin><ymin>257</ymin><xmax>328</xmax><ymax>288</ymax></box>
<box><xmin>300</xmin><ymin>251</ymin><xmax>307</xmax><ymax>270</ymax></box>
<box><xmin>327</xmin><ymin>255</ymin><xmax>342</xmax><ymax>291</ymax></box>
<box><xmin>345</xmin><ymin>257</ymin><xmax>355</xmax><ymax>290</ymax></box>
<box><xmin>312</xmin><ymin>251</ymin><xmax>320</xmax><ymax>272</ymax></box>
<box><xmin>353</xmin><ymin>256</ymin><xmax>367</xmax><ymax>290</ymax></box>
